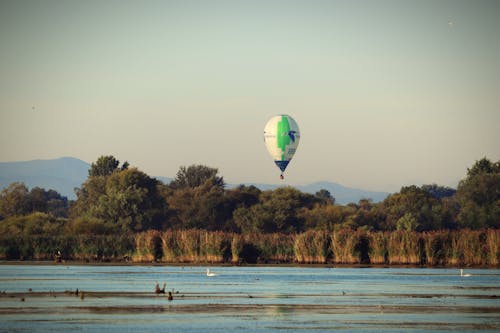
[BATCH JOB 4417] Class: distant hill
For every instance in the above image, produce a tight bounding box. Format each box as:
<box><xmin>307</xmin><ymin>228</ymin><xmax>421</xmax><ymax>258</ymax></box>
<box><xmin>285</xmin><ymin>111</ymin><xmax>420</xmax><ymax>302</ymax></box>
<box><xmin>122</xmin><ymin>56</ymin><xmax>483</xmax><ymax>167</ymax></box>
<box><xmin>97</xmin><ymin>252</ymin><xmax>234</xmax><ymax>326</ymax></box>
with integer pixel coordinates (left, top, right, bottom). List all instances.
<box><xmin>0</xmin><ymin>157</ymin><xmax>90</xmax><ymax>200</ymax></box>
<box><xmin>0</xmin><ymin>157</ymin><xmax>390</xmax><ymax>204</ymax></box>
<box><xmin>296</xmin><ymin>181</ymin><xmax>389</xmax><ymax>204</ymax></box>
<box><xmin>233</xmin><ymin>181</ymin><xmax>389</xmax><ymax>205</ymax></box>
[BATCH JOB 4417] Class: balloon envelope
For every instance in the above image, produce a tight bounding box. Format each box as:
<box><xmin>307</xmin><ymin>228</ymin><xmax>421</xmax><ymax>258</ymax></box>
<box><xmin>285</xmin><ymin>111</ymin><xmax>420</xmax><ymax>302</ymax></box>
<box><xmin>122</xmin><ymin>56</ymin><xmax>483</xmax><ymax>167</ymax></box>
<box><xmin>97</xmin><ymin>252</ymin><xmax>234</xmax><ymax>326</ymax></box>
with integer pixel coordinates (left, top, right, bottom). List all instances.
<box><xmin>263</xmin><ymin>114</ymin><xmax>300</xmax><ymax>174</ymax></box>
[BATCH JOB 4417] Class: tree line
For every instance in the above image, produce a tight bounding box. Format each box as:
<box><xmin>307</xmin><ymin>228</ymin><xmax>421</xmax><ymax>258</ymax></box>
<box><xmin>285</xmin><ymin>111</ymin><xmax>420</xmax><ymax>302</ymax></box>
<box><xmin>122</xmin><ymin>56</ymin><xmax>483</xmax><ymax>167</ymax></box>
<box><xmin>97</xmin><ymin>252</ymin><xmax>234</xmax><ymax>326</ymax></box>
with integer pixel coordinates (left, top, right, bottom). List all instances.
<box><xmin>1</xmin><ymin>155</ymin><xmax>499</xmax><ymax>234</ymax></box>
<box><xmin>0</xmin><ymin>156</ymin><xmax>498</xmax><ymax>264</ymax></box>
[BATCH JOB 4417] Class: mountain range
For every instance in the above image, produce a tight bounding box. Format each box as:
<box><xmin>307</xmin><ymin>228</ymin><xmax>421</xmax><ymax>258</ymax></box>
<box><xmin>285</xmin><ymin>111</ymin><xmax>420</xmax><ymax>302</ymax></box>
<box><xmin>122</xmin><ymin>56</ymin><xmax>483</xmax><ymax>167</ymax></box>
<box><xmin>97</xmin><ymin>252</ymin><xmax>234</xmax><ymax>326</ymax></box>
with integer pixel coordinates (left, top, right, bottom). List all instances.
<box><xmin>0</xmin><ymin>157</ymin><xmax>389</xmax><ymax>204</ymax></box>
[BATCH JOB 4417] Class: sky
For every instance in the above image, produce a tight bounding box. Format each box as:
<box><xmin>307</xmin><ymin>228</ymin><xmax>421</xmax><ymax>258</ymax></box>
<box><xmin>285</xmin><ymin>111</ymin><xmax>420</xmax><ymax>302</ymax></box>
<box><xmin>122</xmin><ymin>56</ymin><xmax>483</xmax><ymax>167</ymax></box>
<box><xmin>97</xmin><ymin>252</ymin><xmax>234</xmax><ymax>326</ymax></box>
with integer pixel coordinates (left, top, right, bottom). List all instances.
<box><xmin>1</xmin><ymin>0</ymin><xmax>499</xmax><ymax>192</ymax></box>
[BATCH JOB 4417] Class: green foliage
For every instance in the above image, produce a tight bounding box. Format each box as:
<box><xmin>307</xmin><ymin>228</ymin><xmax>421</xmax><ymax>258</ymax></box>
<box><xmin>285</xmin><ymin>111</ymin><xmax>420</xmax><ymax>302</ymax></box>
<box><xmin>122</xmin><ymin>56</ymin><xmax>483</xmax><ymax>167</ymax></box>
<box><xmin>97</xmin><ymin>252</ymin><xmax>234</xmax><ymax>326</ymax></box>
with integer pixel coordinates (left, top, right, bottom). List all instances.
<box><xmin>1</xmin><ymin>156</ymin><xmax>499</xmax><ymax>265</ymax></box>
<box><xmin>65</xmin><ymin>216</ymin><xmax>117</xmax><ymax>235</ymax></box>
<box><xmin>396</xmin><ymin>213</ymin><xmax>418</xmax><ymax>231</ymax></box>
<box><xmin>221</xmin><ymin>185</ymin><xmax>261</xmax><ymax>231</ymax></box>
<box><xmin>2</xmin><ymin>156</ymin><xmax>499</xmax><ymax>235</ymax></box>
<box><xmin>71</xmin><ymin>165</ymin><xmax>167</xmax><ymax>232</ymax></box>
<box><xmin>0</xmin><ymin>212</ymin><xmax>66</xmax><ymax>236</ymax></box>
<box><xmin>466</xmin><ymin>157</ymin><xmax>500</xmax><ymax>177</ymax></box>
<box><xmin>456</xmin><ymin>158</ymin><xmax>500</xmax><ymax>229</ymax></box>
<box><xmin>233</xmin><ymin>205</ymin><xmax>270</xmax><ymax>234</ymax></box>
<box><xmin>315</xmin><ymin>189</ymin><xmax>335</xmax><ymax>205</ymax></box>
<box><xmin>421</xmin><ymin>184</ymin><xmax>456</xmax><ymax>199</ymax></box>
<box><xmin>348</xmin><ymin>199</ymin><xmax>385</xmax><ymax>231</ymax></box>
<box><xmin>100</xmin><ymin>168</ymin><xmax>166</xmax><ymax>231</ymax></box>
<box><xmin>381</xmin><ymin>186</ymin><xmax>441</xmax><ymax>231</ymax></box>
<box><xmin>234</xmin><ymin>187</ymin><xmax>318</xmax><ymax>234</ymax></box>
<box><xmin>170</xmin><ymin>165</ymin><xmax>224</xmax><ymax>189</ymax></box>
<box><xmin>88</xmin><ymin>155</ymin><xmax>128</xmax><ymax>177</ymax></box>
<box><xmin>0</xmin><ymin>182</ymin><xmax>29</xmax><ymax>217</ymax></box>
<box><xmin>166</xmin><ymin>177</ymin><xmax>226</xmax><ymax>230</ymax></box>
<box><xmin>0</xmin><ymin>183</ymin><xmax>69</xmax><ymax>219</ymax></box>
<box><xmin>300</xmin><ymin>204</ymin><xmax>353</xmax><ymax>231</ymax></box>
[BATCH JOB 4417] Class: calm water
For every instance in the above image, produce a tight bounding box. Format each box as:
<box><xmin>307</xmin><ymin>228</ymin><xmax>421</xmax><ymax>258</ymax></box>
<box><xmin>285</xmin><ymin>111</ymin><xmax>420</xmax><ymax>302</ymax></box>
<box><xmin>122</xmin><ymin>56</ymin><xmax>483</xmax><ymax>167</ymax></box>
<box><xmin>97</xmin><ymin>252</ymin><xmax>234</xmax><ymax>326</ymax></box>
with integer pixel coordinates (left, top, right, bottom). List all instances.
<box><xmin>0</xmin><ymin>264</ymin><xmax>499</xmax><ymax>332</ymax></box>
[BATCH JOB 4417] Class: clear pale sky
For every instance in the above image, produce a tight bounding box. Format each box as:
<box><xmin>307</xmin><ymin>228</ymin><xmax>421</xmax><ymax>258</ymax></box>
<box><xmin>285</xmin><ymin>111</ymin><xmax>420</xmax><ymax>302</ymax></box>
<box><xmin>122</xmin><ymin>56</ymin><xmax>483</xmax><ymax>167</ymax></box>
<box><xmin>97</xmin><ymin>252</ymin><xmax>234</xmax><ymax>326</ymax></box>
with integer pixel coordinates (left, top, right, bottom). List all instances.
<box><xmin>1</xmin><ymin>0</ymin><xmax>499</xmax><ymax>192</ymax></box>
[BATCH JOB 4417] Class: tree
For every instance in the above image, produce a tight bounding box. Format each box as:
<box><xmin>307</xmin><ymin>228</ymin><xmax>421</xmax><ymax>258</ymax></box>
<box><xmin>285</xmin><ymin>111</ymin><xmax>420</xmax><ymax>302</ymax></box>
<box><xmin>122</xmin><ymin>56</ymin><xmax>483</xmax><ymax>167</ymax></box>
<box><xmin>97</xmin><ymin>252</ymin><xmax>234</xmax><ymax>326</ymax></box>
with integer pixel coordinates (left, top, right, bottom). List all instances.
<box><xmin>421</xmin><ymin>184</ymin><xmax>456</xmax><ymax>199</ymax></box>
<box><xmin>25</xmin><ymin>187</ymin><xmax>68</xmax><ymax>217</ymax></box>
<box><xmin>456</xmin><ymin>158</ymin><xmax>500</xmax><ymax>229</ymax></box>
<box><xmin>466</xmin><ymin>157</ymin><xmax>499</xmax><ymax>177</ymax></box>
<box><xmin>226</xmin><ymin>185</ymin><xmax>261</xmax><ymax>208</ymax></box>
<box><xmin>169</xmin><ymin>165</ymin><xmax>224</xmax><ymax>189</ymax></box>
<box><xmin>26</xmin><ymin>187</ymin><xmax>47</xmax><ymax>213</ymax></box>
<box><xmin>0</xmin><ymin>182</ymin><xmax>29</xmax><ymax>218</ymax></box>
<box><xmin>167</xmin><ymin>177</ymin><xmax>226</xmax><ymax>230</ymax></box>
<box><xmin>233</xmin><ymin>204</ymin><xmax>272</xmax><ymax>234</ymax></box>
<box><xmin>97</xmin><ymin>168</ymin><xmax>166</xmax><ymax>231</ymax></box>
<box><xmin>380</xmin><ymin>186</ymin><xmax>441</xmax><ymax>231</ymax></box>
<box><xmin>233</xmin><ymin>187</ymin><xmax>318</xmax><ymax>234</ymax></box>
<box><xmin>89</xmin><ymin>155</ymin><xmax>128</xmax><ymax>177</ymax></box>
<box><xmin>44</xmin><ymin>189</ymin><xmax>69</xmax><ymax>217</ymax></box>
<box><xmin>70</xmin><ymin>175</ymin><xmax>107</xmax><ymax>218</ymax></box>
<box><xmin>396</xmin><ymin>213</ymin><xmax>419</xmax><ymax>231</ymax></box>
<box><xmin>220</xmin><ymin>185</ymin><xmax>261</xmax><ymax>231</ymax></box>
<box><xmin>0</xmin><ymin>183</ymin><xmax>69</xmax><ymax>219</ymax></box>
<box><xmin>315</xmin><ymin>189</ymin><xmax>335</xmax><ymax>205</ymax></box>
<box><xmin>348</xmin><ymin>199</ymin><xmax>385</xmax><ymax>231</ymax></box>
<box><xmin>71</xmin><ymin>166</ymin><xmax>167</xmax><ymax>232</ymax></box>
<box><xmin>299</xmin><ymin>204</ymin><xmax>353</xmax><ymax>231</ymax></box>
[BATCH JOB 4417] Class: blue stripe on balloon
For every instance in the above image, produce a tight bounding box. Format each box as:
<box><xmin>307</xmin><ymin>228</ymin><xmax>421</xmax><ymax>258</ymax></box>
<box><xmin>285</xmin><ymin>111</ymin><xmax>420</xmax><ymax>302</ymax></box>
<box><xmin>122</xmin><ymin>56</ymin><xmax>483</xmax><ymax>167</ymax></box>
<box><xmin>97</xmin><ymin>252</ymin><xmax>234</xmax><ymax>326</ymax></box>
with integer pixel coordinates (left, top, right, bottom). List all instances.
<box><xmin>274</xmin><ymin>160</ymin><xmax>289</xmax><ymax>172</ymax></box>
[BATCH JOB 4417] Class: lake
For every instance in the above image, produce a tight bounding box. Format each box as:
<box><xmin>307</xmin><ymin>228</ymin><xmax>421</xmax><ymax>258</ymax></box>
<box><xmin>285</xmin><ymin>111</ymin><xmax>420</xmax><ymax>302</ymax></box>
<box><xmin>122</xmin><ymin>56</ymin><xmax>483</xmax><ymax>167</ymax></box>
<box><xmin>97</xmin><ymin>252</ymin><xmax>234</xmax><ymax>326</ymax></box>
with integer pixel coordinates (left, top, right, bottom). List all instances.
<box><xmin>0</xmin><ymin>264</ymin><xmax>499</xmax><ymax>332</ymax></box>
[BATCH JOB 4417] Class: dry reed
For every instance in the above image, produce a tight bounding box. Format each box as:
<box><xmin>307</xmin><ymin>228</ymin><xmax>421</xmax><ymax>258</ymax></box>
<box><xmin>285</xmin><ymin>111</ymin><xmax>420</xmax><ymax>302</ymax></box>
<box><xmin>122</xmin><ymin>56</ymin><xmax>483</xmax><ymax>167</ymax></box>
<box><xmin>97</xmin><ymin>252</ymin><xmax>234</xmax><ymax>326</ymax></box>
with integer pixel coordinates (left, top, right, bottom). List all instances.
<box><xmin>367</xmin><ymin>231</ymin><xmax>388</xmax><ymax>264</ymax></box>
<box><xmin>294</xmin><ymin>230</ymin><xmax>329</xmax><ymax>263</ymax></box>
<box><xmin>387</xmin><ymin>230</ymin><xmax>422</xmax><ymax>265</ymax></box>
<box><xmin>331</xmin><ymin>229</ymin><xmax>361</xmax><ymax>264</ymax></box>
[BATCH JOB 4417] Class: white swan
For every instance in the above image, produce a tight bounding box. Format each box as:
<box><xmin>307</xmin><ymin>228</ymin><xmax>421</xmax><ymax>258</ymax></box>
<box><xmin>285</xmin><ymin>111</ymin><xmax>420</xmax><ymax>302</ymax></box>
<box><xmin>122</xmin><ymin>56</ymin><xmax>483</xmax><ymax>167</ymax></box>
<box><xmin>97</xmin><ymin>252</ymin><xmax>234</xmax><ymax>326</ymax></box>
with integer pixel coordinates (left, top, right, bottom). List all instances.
<box><xmin>460</xmin><ymin>269</ymin><xmax>471</xmax><ymax>277</ymax></box>
<box><xmin>206</xmin><ymin>268</ymin><xmax>217</xmax><ymax>277</ymax></box>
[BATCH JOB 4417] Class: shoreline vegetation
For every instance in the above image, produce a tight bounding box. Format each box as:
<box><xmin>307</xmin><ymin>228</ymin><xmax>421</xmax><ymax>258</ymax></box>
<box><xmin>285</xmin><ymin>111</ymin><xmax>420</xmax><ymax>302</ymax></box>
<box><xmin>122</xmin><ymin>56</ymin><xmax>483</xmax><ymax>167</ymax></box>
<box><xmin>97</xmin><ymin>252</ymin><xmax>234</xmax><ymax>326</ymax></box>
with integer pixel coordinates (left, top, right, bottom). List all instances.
<box><xmin>1</xmin><ymin>228</ymin><xmax>498</xmax><ymax>267</ymax></box>
<box><xmin>1</xmin><ymin>156</ymin><xmax>499</xmax><ymax>268</ymax></box>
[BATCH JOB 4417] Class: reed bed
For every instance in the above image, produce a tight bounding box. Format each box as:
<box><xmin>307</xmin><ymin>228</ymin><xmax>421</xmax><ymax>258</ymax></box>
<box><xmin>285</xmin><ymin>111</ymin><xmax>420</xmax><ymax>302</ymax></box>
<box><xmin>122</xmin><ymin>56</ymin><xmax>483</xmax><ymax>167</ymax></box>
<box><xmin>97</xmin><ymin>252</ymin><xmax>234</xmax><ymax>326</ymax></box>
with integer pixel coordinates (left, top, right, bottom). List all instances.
<box><xmin>159</xmin><ymin>229</ymin><xmax>229</xmax><ymax>263</ymax></box>
<box><xmin>423</xmin><ymin>231</ymin><xmax>447</xmax><ymax>266</ymax></box>
<box><xmin>454</xmin><ymin>230</ymin><xmax>484</xmax><ymax>266</ymax></box>
<box><xmin>201</xmin><ymin>231</ymin><xmax>230</xmax><ymax>263</ymax></box>
<box><xmin>294</xmin><ymin>230</ymin><xmax>329</xmax><ymax>263</ymax></box>
<box><xmin>0</xmin><ymin>229</ymin><xmax>497</xmax><ymax>267</ymax></box>
<box><xmin>331</xmin><ymin>229</ymin><xmax>362</xmax><ymax>264</ymax></box>
<box><xmin>0</xmin><ymin>234</ymin><xmax>135</xmax><ymax>261</ymax></box>
<box><xmin>176</xmin><ymin>229</ymin><xmax>201</xmax><ymax>262</ymax></box>
<box><xmin>132</xmin><ymin>230</ymin><xmax>162</xmax><ymax>262</ymax></box>
<box><xmin>241</xmin><ymin>233</ymin><xmax>295</xmax><ymax>263</ymax></box>
<box><xmin>387</xmin><ymin>230</ymin><xmax>422</xmax><ymax>265</ymax></box>
<box><xmin>160</xmin><ymin>230</ymin><xmax>182</xmax><ymax>262</ymax></box>
<box><xmin>231</xmin><ymin>234</ymin><xmax>243</xmax><ymax>263</ymax></box>
<box><xmin>486</xmin><ymin>229</ymin><xmax>499</xmax><ymax>265</ymax></box>
<box><xmin>367</xmin><ymin>231</ymin><xmax>388</xmax><ymax>264</ymax></box>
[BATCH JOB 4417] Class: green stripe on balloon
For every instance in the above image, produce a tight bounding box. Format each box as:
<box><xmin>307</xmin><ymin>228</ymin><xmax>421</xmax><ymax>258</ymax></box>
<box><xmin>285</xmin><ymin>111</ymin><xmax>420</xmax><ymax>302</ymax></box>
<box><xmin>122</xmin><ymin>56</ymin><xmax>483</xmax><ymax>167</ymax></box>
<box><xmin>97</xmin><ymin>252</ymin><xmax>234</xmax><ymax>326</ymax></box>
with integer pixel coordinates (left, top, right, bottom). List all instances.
<box><xmin>277</xmin><ymin>115</ymin><xmax>290</xmax><ymax>161</ymax></box>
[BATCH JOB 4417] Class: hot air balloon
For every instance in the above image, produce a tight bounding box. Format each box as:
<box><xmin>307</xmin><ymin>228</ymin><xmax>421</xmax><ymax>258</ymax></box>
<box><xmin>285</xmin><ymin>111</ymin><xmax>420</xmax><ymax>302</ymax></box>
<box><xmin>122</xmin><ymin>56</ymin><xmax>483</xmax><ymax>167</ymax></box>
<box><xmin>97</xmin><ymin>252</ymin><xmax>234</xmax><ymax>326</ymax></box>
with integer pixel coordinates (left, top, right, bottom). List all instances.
<box><xmin>263</xmin><ymin>114</ymin><xmax>300</xmax><ymax>179</ymax></box>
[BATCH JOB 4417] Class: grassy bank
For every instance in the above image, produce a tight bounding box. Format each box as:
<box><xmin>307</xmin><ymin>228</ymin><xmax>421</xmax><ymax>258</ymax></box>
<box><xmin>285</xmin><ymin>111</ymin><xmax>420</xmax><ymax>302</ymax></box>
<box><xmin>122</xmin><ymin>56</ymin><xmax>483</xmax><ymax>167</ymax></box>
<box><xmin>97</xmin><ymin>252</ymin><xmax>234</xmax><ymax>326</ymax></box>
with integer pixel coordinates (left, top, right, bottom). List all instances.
<box><xmin>0</xmin><ymin>229</ymin><xmax>498</xmax><ymax>267</ymax></box>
